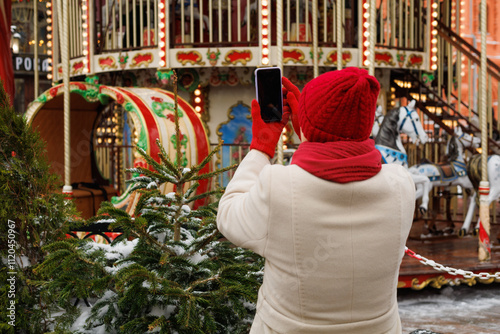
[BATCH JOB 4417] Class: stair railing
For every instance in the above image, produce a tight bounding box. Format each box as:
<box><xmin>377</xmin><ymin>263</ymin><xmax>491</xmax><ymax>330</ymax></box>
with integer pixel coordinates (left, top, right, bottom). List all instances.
<box><xmin>404</xmin><ymin>71</ymin><xmax>500</xmax><ymax>153</ymax></box>
<box><xmin>429</xmin><ymin>19</ymin><xmax>500</xmax><ymax>154</ymax></box>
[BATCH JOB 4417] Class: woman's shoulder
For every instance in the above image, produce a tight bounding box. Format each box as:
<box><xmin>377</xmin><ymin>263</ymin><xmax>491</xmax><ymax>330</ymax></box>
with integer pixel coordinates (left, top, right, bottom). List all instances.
<box><xmin>381</xmin><ymin>163</ymin><xmax>412</xmax><ymax>175</ymax></box>
<box><xmin>379</xmin><ymin>164</ymin><xmax>416</xmax><ymax>189</ymax></box>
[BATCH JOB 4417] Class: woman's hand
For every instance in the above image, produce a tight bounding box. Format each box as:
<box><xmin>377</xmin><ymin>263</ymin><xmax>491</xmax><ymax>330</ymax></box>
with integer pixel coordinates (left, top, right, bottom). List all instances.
<box><xmin>250</xmin><ymin>99</ymin><xmax>290</xmax><ymax>158</ymax></box>
<box><xmin>282</xmin><ymin>77</ymin><xmax>301</xmax><ymax>138</ymax></box>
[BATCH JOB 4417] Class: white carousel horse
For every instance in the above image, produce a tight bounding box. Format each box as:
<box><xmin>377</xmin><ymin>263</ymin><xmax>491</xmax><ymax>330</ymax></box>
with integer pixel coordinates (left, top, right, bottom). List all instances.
<box><xmin>461</xmin><ymin>154</ymin><xmax>500</xmax><ymax>236</ymax></box>
<box><xmin>371</xmin><ymin>105</ymin><xmax>384</xmax><ymax>138</ymax></box>
<box><xmin>408</xmin><ymin>127</ymin><xmax>481</xmax><ymax>233</ymax></box>
<box><xmin>374</xmin><ymin>100</ymin><xmax>431</xmax><ymax>213</ymax></box>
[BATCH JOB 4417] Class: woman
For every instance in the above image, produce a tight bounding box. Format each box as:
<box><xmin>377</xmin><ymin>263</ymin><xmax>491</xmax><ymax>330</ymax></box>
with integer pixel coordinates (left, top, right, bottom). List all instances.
<box><xmin>217</xmin><ymin>67</ymin><xmax>415</xmax><ymax>334</ymax></box>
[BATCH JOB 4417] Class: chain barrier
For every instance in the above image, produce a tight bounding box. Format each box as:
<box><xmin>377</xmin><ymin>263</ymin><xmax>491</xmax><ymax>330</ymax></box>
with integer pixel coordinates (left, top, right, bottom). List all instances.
<box><xmin>405</xmin><ymin>247</ymin><xmax>500</xmax><ymax>280</ymax></box>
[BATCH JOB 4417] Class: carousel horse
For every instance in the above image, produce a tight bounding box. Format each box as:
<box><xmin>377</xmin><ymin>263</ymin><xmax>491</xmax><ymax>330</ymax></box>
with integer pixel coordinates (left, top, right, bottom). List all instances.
<box><xmin>408</xmin><ymin>127</ymin><xmax>481</xmax><ymax>234</ymax></box>
<box><xmin>374</xmin><ymin>100</ymin><xmax>431</xmax><ymax>214</ymax></box>
<box><xmin>461</xmin><ymin>154</ymin><xmax>500</xmax><ymax>236</ymax></box>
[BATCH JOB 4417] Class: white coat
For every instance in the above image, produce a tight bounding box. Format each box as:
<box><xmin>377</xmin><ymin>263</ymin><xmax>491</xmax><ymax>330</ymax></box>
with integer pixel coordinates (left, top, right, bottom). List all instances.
<box><xmin>217</xmin><ymin>150</ymin><xmax>415</xmax><ymax>333</ymax></box>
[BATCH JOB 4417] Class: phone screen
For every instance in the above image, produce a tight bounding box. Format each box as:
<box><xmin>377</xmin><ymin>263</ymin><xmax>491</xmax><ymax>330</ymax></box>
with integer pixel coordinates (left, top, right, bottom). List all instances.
<box><xmin>255</xmin><ymin>67</ymin><xmax>283</xmax><ymax>123</ymax></box>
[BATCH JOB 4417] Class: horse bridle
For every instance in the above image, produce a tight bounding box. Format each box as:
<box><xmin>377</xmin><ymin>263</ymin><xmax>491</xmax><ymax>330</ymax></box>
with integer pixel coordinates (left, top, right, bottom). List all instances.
<box><xmin>456</xmin><ymin>130</ymin><xmax>475</xmax><ymax>149</ymax></box>
<box><xmin>399</xmin><ymin>107</ymin><xmax>424</xmax><ymax>141</ymax></box>
<box><xmin>374</xmin><ymin>114</ymin><xmax>384</xmax><ymax>127</ymax></box>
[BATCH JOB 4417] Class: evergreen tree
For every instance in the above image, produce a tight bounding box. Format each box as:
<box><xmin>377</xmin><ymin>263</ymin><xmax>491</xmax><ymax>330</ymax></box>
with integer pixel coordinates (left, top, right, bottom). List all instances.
<box><xmin>36</xmin><ymin>76</ymin><xmax>264</xmax><ymax>333</ymax></box>
<box><xmin>0</xmin><ymin>80</ymin><xmax>79</xmax><ymax>333</ymax></box>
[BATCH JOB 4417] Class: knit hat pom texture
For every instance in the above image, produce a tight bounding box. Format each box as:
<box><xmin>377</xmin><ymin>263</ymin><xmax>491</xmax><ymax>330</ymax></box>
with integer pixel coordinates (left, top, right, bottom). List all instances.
<box><xmin>298</xmin><ymin>67</ymin><xmax>381</xmax><ymax>142</ymax></box>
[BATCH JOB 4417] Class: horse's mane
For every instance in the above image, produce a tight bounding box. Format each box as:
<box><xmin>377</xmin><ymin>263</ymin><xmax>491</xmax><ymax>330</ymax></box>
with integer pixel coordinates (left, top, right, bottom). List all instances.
<box><xmin>446</xmin><ymin>136</ymin><xmax>459</xmax><ymax>162</ymax></box>
<box><xmin>374</xmin><ymin>107</ymin><xmax>400</xmax><ymax>150</ymax></box>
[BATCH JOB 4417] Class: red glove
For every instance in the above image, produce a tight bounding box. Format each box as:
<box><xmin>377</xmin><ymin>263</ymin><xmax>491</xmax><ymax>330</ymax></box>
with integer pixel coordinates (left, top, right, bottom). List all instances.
<box><xmin>250</xmin><ymin>99</ymin><xmax>290</xmax><ymax>158</ymax></box>
<box><xmin>282</xmin><ymin>77</ymin><xmax>301</xmax><ymax>137</ymax></box>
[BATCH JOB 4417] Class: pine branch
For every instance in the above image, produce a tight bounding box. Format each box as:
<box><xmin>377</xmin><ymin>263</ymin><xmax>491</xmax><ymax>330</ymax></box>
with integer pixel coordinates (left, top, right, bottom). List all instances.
<box><xmin>185</xmin><ymin>188</ymin><xmax>224</xmax><ymax>205</ymax></box>
<box><xmin>135</xmin><ymin>225</ymin><xmax>177</xmax><ymax>257</ymax></box>
<box><xmin>182</xmin><ymin>140</ymin><xmax>225</xmax><ymax>179</ymax></box>
<box><xmin>133</xmin><ymin>147</ymin><xmax>176</xmax><ymax>183</ymax></box>
<box><xmin>148</xmin><ymin>315</ymin><xmax>168</xmax><ymax>332</ymax></box>
<box><xmin>191</xmin><ymin>163</ymin><xmax>238</xmax><ymax>181</ymax></box>
<box><xmin>172</xmin><ymin>72</ymin><xmax>182</xmax><ymax>172</ymax></box>
<box><xmin>0</xmin><ymin>79</ymin><xmax>12</xmax><ymax>109</ymax></box>
<box><xmin>187</xmin><ymin>227</ymin><xmax>220</xmax><ymax>256</ymax></box>
<box><xmin>127</xmin><ymin>167</ymin><xmax>177</xmax><ymax>186</ymax></box>
<box><xmin>185</xmin><ymin>274</ymin><xmax>220</xmax><ymax>292</ymax></box>
<box><xmin>183</xmin><ymin>182</ymin><xmax>199</xmax><ymax>200</ymax></box>
<box><xmin>156</xmin><ymin>138</ymin><xmax>180</xmax><ymax>176</ymax></box>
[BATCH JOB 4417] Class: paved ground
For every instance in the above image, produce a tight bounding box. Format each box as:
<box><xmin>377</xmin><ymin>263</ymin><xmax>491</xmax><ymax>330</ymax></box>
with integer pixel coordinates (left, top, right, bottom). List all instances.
<box><xmin>398</xmin><ymin>283</ymin><xmax>500</xmax><ymax>334</ymax></box>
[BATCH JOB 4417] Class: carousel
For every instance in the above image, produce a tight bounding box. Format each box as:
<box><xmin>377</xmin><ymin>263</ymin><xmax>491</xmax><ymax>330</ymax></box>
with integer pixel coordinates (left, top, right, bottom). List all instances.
<box><xmin>26</xmin><ymin>83</ymin><xmax>500</xmax><ymax>289</ymax></box>
<box><xmin>21</xmin><ymin>0</ymin><xmax>500</xmax><ymax>289</ymax></box>
<box><xmin>25</xmin><ymin>81</ymin><xmax>211</xmax><ymax>221</ymax></box>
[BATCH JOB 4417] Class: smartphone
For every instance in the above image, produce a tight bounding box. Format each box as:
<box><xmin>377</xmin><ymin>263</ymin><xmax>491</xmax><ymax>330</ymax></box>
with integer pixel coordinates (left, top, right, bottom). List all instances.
<box><xmin>255</xmin><ymin>67</ymin><xmax>283</xmax><ymax>123</ymax></box>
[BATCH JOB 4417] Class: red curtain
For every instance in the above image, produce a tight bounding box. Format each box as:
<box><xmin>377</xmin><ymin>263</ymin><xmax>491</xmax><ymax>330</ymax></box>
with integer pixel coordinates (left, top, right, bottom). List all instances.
<box><xmin>0</xmin><ymin>0</ymin><xmax>14</xmax><ymax>105</ymax></box>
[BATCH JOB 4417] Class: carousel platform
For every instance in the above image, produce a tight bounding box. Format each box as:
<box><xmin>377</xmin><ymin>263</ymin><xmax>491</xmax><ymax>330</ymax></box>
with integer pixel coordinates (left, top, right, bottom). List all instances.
<box><xmin>398</xmin><ymin>218</ymin><xmax>500</xmax><ymax>289</ymax></box>
<box><xmin>69</xmin><ymin>187</ymin><xmax>500</xmax><ymax>290</ymax></box>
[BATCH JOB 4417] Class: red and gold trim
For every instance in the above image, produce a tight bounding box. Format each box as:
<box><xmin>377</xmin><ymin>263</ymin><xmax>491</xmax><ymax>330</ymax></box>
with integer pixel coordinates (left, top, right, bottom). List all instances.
<box><xmin>429</xmin><ymin>0</ymin><xmax>439</xmax><ymax>71</ymax></box>
<box><xmin>361</xmin><ymin>1</ymin><xmax>370</xmax><ymax>67</ymax></box>
<box><xmin>283</xmin><ymin>49</ymin><xmax>307</xmax><ymax>64</ymax></box>
<box><xmin>478</xmin><ymin>184</ymin><xmax>492</xmax><ymax>259</ymax></box>
<box><xmin>374</xmin><ymin>51</ymin><xmax>395</xmax><ymax>66</ymax></box>
<box><xmin>222</xmin><ymin>50</ymin><xmax>252</xmax><ymax>65</ymax></box>
<box><xmin>398</xmin><ymin>272</ymin><xmax>499</xmax><ymax>290</ymax></box>
<box><xmin>176</xmin><ymin>51</ymin><xmax>205</xmax><ymax>66</ymax></box>
<box><xmin>324</xmin><ymin>50</ymin><xmax>352</xmax><ymax>66</ymax></box>
<box><xmin>46</xmin><ymin>1</ymin><xmax>54</xmax><ymax>81</ymax></box>
<box><xmin>98</xmin><ymin>56</ymin><xmax>118</xmax><ymax>70</ymax></box>
<box><xmin>72</xmin><ymin>61</ymin><xmax>85</xmax><ymax>75</ymax></box>
<box><xmin>164</xmin><ymin>91</ymin><xmax>210</xmax><ymax>207</ymax></box>
<box><xmin>131</xmin><ymin>53</ymin><xmax>154</xmax><ymax>68</ymax></box>
<box><xmin>260</xmin><ymin>0</ymin><xmax>270</xmax><ymax>65</ymax></box>
<box><xmin>458</xmin><ymin>0</ymin><xmax>465</xmax><ymax>76</ymax></box>
<box><xmin>158</xmin><ymin>0</ymin><xmax>168</xmax><ymax>67</ymax></box>
<box><xmin>451</xmin><ymin>0</ymin><xmax>456</xmax><ymax>31</ymax></box>
<box><xmin>115</xmin><ymin>87</ymin><xmax>159</xmax><ymax>163</ymax></box>
<box><xmin>82</xmin><ymin>0</ymin><xmax>90</xmax><ymax>74</ymax></box>
<box><xmin>407</xmin><ymin>54</ymin><xmax>424</xmax><ymax>68</ymax></box>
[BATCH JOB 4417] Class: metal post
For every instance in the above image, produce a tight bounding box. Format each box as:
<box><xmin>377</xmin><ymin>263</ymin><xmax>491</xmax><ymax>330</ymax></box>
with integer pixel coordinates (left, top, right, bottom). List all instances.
<box><xmin>61</xmin><ymin>0</ymin><xmax>72</xmax><ymax>196</ymax></box>
<box><xmin>478</xmin><ymin>0</ymin><xmax>490</xmax><ymax>262</ymax></box>
<box><xmin>34</xmin><ymin>0</ymin><xmax>39</xmax><ymax>98</ymax></box>
<box><xmin>368</xmin><ymin>0</ymin><xmax>376</xmax><ymax>76</ymax></box>
<box><xmin>276</xmin><ymin>0</ymin><xmax>284</xmax><ymax>165</ymax></box>
<box><xmin>312</xmin><ymin>0</ymin><xmax>318</xmax><ymax>78</ymax></box>
<box><xmin>336</xmin><ymin>0</ymin><xmax>342</xmax><ymax>70</ymax></box>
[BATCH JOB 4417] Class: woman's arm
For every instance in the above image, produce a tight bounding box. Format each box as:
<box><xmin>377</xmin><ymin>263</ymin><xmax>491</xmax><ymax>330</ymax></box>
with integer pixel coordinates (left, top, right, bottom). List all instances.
<box><xmin>217</xmin><ymin>150</ymin><xmax>273</xmax><ymax>255</ymax></box>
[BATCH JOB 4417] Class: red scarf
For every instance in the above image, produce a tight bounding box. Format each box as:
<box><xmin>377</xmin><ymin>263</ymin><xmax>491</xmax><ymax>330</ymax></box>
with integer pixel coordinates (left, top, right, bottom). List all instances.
<box><xmin>291</xmin><ymin>140</ymin><xmax>382</xmax><ymax>183</ymax></box>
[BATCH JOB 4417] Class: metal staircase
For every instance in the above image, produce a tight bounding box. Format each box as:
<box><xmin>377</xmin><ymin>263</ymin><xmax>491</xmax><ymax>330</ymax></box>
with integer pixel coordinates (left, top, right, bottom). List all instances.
<box><xmin>399</xmin><ymin>19</ymin><xmax>500</xmax><ymax>156</ymax></box>
<box><xmin>395</xmin><ymin>17</ymin><xmax>500</xmax><ymax>228</ymax></box>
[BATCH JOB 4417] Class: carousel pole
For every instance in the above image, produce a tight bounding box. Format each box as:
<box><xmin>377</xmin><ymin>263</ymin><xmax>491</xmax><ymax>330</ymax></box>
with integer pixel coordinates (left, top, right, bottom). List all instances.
<box><xmin>336</xmin><ymin>0</ymin><xmax>342</xmax><ymax>70</ymax></box>
<box><xmin>478</xmin><ymin>0</ymin><xmax>490</xmax><ymax>262</ymax></box>
<box><xmin>312</xmin><ymin>0</ymin><xmax>318</xmax><ymax>78</ymax></box>
<box><xmin>61</xmin><ymin>0</ymin><xmax>72</xmax><ymax>196</ymax></box>
<box><xmin>33</xmin><ymin>0</ymin><xmax>39</xmax><ymax>98</ymax></box>
<box><xmin>276</xmin><ymin>0</ymin><xmax>284</xmax><ymax>165</ymax></box>
<box><xmin>368</xmin><ymin>0</ymin><xmax>376</xmax><ymax>76</ymax></box>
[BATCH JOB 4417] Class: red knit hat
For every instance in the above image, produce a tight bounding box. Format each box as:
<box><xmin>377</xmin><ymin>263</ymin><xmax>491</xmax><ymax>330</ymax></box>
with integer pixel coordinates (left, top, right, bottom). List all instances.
<box><xmin>298</xmin><ymin>67</ymin><xmax>380</xmax><ymax>142</ymax></box>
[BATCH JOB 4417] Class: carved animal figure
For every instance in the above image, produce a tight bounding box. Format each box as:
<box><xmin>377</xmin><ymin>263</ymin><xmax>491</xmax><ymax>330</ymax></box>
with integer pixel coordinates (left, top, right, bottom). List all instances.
<box><xmin>375</xmin><ymin>100</ymin><xmax>430</xmax><ymax>213</ymax></box>
<box><xmin>409</xmin><ymin>127</ymin><xmax>481</xmax><ymax>234</ymax></box>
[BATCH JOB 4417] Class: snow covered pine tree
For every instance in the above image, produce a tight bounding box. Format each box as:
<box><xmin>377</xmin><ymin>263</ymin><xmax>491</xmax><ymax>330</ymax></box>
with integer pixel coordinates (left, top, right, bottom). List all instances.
<box><xmin>35</xmin><ymin>77</ymin><xmax>263</xmax><ymax>333</ymax></box>
<box><xmin>0</xmin><ymin>80</ymin><xmax>79</xmax><ymax>333</ymax></box>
